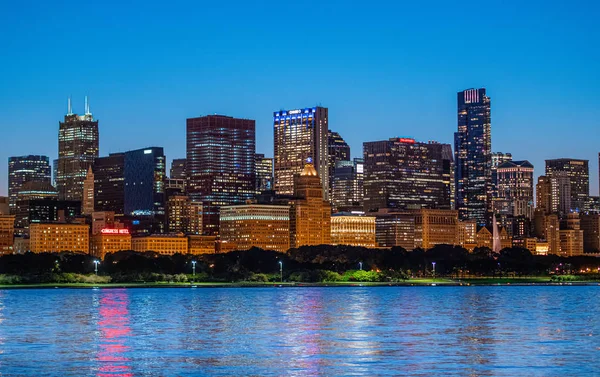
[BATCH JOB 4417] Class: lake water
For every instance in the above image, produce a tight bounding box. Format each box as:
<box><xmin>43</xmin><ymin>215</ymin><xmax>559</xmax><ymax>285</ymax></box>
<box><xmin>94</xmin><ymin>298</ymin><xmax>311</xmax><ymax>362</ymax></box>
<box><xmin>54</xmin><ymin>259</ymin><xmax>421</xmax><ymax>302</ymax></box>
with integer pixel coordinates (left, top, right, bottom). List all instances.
<box><xmin>0</xmin><ymin>286</ymin><xmax>599</xmax><ymax>376</ymax></box>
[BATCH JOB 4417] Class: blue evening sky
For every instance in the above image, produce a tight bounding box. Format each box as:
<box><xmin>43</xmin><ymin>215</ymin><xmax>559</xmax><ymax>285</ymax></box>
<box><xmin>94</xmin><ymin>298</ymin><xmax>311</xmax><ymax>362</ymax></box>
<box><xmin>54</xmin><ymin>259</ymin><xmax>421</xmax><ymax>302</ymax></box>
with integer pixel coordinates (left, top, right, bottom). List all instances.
<box><xmin>1</xmin><ymin>0</ymin><xmax>598</xmax><ymax>196</ymax></box>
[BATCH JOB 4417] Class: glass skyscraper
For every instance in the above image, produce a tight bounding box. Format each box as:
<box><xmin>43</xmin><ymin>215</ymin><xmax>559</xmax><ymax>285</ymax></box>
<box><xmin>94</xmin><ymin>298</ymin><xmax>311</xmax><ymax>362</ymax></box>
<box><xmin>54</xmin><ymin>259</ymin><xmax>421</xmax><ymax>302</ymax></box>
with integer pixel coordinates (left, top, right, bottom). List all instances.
<box><xmin>454</xmin><ymin>88</ymin><xmax>492</xmax><ymax>226</ymax></box>
<box><xmin>545</xmin><ymin>158</ymin><xmax>589</xmax><ymax>212</ymax></box>
<box><xmin>186</xmin><ymin>115</ymin><xmax>256</xmax><ymax>235</ymax></box>
<box><xmin>8</xmin><ymin>155</ymin><xmax>51</xmax><ymax>214</ymax></box>
<box><xmin>56</xmin><ymin>98</ymin><xmax>99</xmax><ymax>201</ymax></box>
<box><xmin>273</xmin><ymin>107</ymin><xmax>329</xmax><ymax>199</ymax></box>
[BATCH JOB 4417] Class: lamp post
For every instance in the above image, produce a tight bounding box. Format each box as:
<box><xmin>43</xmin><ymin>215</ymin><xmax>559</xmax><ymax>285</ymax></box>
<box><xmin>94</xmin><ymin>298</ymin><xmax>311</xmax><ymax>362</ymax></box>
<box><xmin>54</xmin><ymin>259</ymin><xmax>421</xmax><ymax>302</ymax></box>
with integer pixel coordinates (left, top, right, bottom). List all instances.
<box><xmin>192</xmin><ymin>260</ymin><xmax>196</xmax><ymax>276</ymax></box>
<box><xmin>93</xmin><ymin>260</ymin><xmax>100</xmax><ymax>275</ymax></box>
<box><xmin>359</xmin><ymin>262</ymin><xmax>363</xmax><ymax>271</ymax></box>
<box><xmin>432</xmin><ymin>262</ymin><xmax>436</xmax><ymax>281</ymax></box>
<box><xmin>278</xmin><ymin>261</ymin><xmax>283</xmax><ymax>283</ymax></box>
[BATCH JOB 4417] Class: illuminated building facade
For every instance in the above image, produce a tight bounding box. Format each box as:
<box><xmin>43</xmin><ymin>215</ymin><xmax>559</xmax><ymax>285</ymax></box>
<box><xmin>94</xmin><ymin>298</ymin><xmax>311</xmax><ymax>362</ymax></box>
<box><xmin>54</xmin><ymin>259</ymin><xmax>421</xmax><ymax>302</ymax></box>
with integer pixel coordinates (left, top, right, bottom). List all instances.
<box><xmin>170</xmin><ymin>158</ymin><xmax>187</xmax><ymax>180</ymax></box>
<box><xmin>363</xmin><ymin>138</ymin><xmax>452</xmax><ymax>212</ymax></box>
<box><xmin>188</xmin><ymin>235</ymin><xmax>217</xmax><ymax>255</ymax></box>
<box><xmin>413</xmin><ymin>209</ymin><xmax>458</xmax><ymax>249</ymax></box>
<box><xmin>491</xmin><ymin>152</ymin><xmax>512</xmax><ymax>197</ymax></box>
<box><xmin>124</xmin><ymin>147</ymin><xmax>166</xmax><ymax>217</ymax></box>
<box><xmin>273</xmin><ymin>107</ymin><xmax>329</xmax><ymax>199</ymax></box>
<box><xmin>14</xmin><ymin>199</ymin><xmax>81</xmax><ymax>235</ymax></box>
<box><xmin>82</xmin><ymin>166</ymin><xmax>94</xmax><ymax>215</ymax></box>
<box><xmin>0</xmin><ymin>215</ymin><xmax>15</xmax><ymax>254</ymax></box>
<box><xmin>331</xmin><ymin>158</ymin><xmax>364</xmax><ymax>213</ymax></box>
<box><xmin>56</xmin><ymin>98</ymin><xmax>99</xmax><ymax>201</ymax></box>
<box><xmin>91</xmin><ymin>229</ymin><xmax>132</xmax><ymax>259</ymax></box>
<box><xmin>166</xmin><ymin>195</ymin><xmax>202</xmax><ymax>234</ymax></box>
<box><xmin>93</xmin><ymin>153</ymin><xmax>125</xmax><ymax>215</ymax></box>
<box><xmin>290</xmin><ymin>163</ymin><xmax>331</xmax><ymax>248</ymax></box>
<box><xmin>581</xmin><ymin>214</ymin><xmax>600</xmax><ymax>253</ymax></box>
<box><xmin>29</xmin><ymin>223</ymin><xmax>89</xmax><ymax>253</ymax></box>
<box><xmin>330</xmin><ymin>213</ymin><xmax>376</xmax><ymax>248</ymax></box>
<box><xmin>455</xmin><ymin>88</ymin><xmax>492</xmax><ymax>225</ymax></box>
<box><xmin>8</xmin><ymin>155</ymin><xmax>51</xmax><ymax>214</ymax></box>
<box><xmin>374</xmin><ymin>211</ymin><xmax>415</xmax><ymax>250</ymax></box>
<box><xmin>91</xmin><ymin>211</ymin><xmax>121</xmax><ymax>235</ymax></box>
<box><xmin>186</xmin><ymin>115</ymin><xmax>256</xmax><ymax>235</ymax></box>
<box><xmin>458</xmin><ymin>219</ymin><xmax>478</xmax><ymax>251</ymax></box>
<box><xmin>255</xmin><ymin>153</ymin><xmax>274</xmax><ymax>193</ymax></box>
<box><xmin>545</xmin><ymin>158</ymin><xmax>589</xmax><ymax>212</ymax></box>
<box><xmin>328</xmin><ymin>130</ymin><xmax>350</xmax><ymax>200</ymax></box>
<box><xmin>496</xmin><ymin>160</ymin><xmax>534</xmax><ymax>219</ymax></box>
<box><xmin>220</xmin><ymin>204</ymin><xmax>290</xmax><ymax>252</ymax></box>
<box><xmin>131</xmin><ymin>234</ymin><xmax>188</xmax><ymax>256</ymax></box>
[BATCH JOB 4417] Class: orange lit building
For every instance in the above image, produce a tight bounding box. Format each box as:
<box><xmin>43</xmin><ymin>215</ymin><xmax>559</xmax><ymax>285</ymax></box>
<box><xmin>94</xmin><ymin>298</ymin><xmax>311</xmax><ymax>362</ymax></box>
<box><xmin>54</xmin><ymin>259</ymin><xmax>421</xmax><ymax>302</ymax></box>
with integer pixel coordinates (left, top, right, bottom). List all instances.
<box><xmin>413</xmin><ymin>209</ymin><xmax>458</xmax><ymax>249</ymax></box>
<box><xmin>91</xmin><ymin>228</ymin><xmax>132</xmax><ymax>259</ymax></box>
<box><xmin>0</xmin><ymin>215</ymin><xmax>15</xmax><ymax>254</ymax></box>
<box><xmin>29</xmin><ymin>223</ymin><xmax>89</xmax><ymax>253</ymax></box>
<box><xmin>330</xmin><ymin>213</ymin><xmax>376</xmax><ymax>248</ymax></box>
<box><xmin>131</xmin><ymin>234</ymin><xmax>188</xmax><ymax>256</ymax></box>
<box><xmin>188</xmin><ymin>235</ymin><xmax>217</xmax><ymax>255</ymax></box>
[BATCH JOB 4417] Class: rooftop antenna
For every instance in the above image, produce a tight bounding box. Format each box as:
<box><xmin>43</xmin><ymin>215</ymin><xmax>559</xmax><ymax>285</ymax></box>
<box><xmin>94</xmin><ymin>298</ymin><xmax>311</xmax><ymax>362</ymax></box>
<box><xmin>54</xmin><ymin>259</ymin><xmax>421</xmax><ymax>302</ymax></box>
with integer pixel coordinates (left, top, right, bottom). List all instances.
<box><xmin>67</xmin><ymin>97</ymin><xmax>73</xmax><ymax>115</ymax></box>
<box><xmin>84</xmin><ymin>96</ymin><xmax>90</xmax><ymax>115</ymax></box>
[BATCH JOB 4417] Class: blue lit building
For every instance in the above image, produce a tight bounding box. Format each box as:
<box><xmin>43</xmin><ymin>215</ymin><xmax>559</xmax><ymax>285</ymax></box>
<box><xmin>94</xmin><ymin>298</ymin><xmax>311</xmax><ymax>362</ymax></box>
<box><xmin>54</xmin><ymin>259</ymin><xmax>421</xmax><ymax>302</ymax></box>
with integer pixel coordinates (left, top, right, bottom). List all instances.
<box><xmin>454</xmin><ymin>88</ymin><xmax>492</xmax><ymax>226</ymax></box>
<box><xmin>124</xmin><ymin>147</ymin><xmax>166</xmax><ymax>216</ymax></box>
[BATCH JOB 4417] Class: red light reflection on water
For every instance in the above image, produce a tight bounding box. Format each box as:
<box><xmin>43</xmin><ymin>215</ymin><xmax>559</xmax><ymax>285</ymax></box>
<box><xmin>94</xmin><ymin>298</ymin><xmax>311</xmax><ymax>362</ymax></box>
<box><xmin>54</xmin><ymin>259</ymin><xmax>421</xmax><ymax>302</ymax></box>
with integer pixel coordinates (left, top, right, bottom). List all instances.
<box><xmin>97</xmin><ymin>290</ymin><xmax>133</xmax><ymax>377</ymax></box>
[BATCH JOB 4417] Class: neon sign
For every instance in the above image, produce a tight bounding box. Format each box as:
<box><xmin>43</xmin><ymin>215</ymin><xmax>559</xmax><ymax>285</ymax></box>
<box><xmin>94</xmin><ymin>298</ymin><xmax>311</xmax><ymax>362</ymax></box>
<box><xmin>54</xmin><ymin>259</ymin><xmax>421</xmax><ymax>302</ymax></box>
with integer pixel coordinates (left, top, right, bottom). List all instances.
<box><xmin>397</xmin><ymin>138</ymin><xmax>415</xmax><ymax>144</ymax></box>
<box><xmin>101</xmin><ymin>229</ymin><xmax>130</xmax><ymax>235</ymax></box>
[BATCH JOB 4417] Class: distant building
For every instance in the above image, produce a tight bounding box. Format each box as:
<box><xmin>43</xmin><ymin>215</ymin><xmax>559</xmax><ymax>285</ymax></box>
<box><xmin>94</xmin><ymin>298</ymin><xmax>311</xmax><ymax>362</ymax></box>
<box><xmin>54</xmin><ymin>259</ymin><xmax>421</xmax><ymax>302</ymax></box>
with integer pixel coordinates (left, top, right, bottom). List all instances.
<box><xmin>93</xmin><ymin>153</ymin><xmax>125</xmax><ymax>215</ymax></box>
<box><xmin>91</xmin><ymin>229</ymin><xmax>132</xmax><ymax>259</ymax></box>
<box><xmin>82</xmin><ymin>166</ymin><xmax>94</xmax><ymax>215</ymax></box>
<box><xmin>8</xmin><ymin>155</ymin><xmax>51</xmax><ymax>214</ymax></box>
<box><xmin>331</xmin><ymin>213</ymin><xmax>376</xmax><ymax>248</ymax></box>
<box><xmin>413</xmin><ymin>209</ymin><xmax>459</xmax><ymax>250</ymax></box>
<box><xmin>274</xmin><ymin>107</ymin><xmax>329</xmax><ymax>199</ymax></box>
<box><xmin>220</xmin><ymin>204</ymin><xmax>290</xmax><ymax>252</ymax></box>
<box><xmin>0</xmin><ymin>215</ymin><xmax>15</xmax><ymax>254</ymax></box>
<box><xmin>328</xmin><ymin>130</ymin><xmax>350</xmax><ymax>200</ymax></box>
<box><xmin>91</xmin><ymin>211</ymin><xmax>123</xmax><ymax>235</ymax></box>
<box><xmin>581</xmin><ymin>214</ymin><xmax>600</xmax><ymax>253</ymax></box>
<box><xmin>124</xmin><ymin>147</ymin><xmax>166</xmax><ymax>217</ymax></box>
<box><xmin>187</xmin><ymin>115</ymin><xmax>256</xmax><ymax>235</ymax></box>
<box><xmin>0</xmin><ymin>197</ymin><xmax>8</xmax><ymax>215</ymax></box>
<box><xmin>29</xmin><ymin>223</ymin><xmax>89</xmax><ymax>253</ymax></box>
<box><xmin>331</xmin><ymin>158</ymin><xmax>364</xmax><ymax>213</ymax></box>
<box><xmin>14</xmin><ymin>199</ymin><xmax>81</xmax><ymax>235</ymax></box>
<box><xmin>290</xmin><ymin>162</ymin><xmax>331</xmax><ymax>248</ymax></box>
<box><xmin>131</xmin><ymin>234</ymin><xmax>188</xmax><ymax>256</ymax></box>
<box><xmin>56</xmin><ymin>98</ymin><xmax>99</xmax><ymax>201</ymax></box>
<box><xmin>545</xmin><ymin>158</ymin><xmax>589</xmax><ymax>212</ymax></box>
<box><xmin>255</xmin><ymin>153</ymin><xmax>274</xmax><ymax>193</ymax></box>
<box><xmin>374</xmin><ymin>211</ymin><xmax>415</xmax><ymax>250</ymax></box>
<box><xmin>491</xmin><ymin>152</ymin><xmax>512</xmax><ymax>198</ymax></box>
<box><xmin>188</xmin><ymin>235</ymin><xmax>217</xmax><ymax>255</ymax></box>
<box><xmin>458</xmin><ymin>219</ymin><xmax>478</xmax><ymax>251</ymax></box>
<box><xmin>496</xmin><ymin>160</ymin><xmax>534</xmax><ymax>219</ymax></box>
<box><xmin>13</xmin><ymin>237</ymin><xmax>29</xmax><ymax>254</ymax></box>
<box><xmin>170</xmin><ymin>158</ymin><xmax>187</xmax><ymax>180</ymax></box>
<box><xmin>454</xmin><ymin>88</ymin><xmax>492</xmax><ymax>225</ymax></box>
<box><xmin>166</xmin><ymin>195</ymin><xmax>202</xmax><ymax>234</ymax></box>
<box><xmin>559</xmin><ymin>213</ymin><xmax>584</xmax><ymax>256</ymax></box>
<box><xmin>363</xmin><ymin>138</ymin><xmax>452</xmax><ymax>212</ymax></box>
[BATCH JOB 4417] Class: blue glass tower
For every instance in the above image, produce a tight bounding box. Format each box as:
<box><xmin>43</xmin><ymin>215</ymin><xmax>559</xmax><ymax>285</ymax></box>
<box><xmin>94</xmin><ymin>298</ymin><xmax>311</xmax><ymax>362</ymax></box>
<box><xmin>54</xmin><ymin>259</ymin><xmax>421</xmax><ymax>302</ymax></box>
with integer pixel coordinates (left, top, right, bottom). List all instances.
<box><xmin>124</xmin><ymin>147</ymin><xmax>165</xmax><ymax>216</ymax></box>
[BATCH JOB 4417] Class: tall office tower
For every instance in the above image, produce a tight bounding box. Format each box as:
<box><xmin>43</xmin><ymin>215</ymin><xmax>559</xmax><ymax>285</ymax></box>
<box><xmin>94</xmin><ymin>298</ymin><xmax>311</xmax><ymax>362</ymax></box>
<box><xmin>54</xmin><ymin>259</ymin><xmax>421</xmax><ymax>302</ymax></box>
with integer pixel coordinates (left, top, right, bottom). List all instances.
<box><xmin>255</xmin><ymin>153</ymin><xmax>274</xmax><ymax>193</ymax></box>
<box><xmin>187</xmin><ymin>115</ymin><xmax>256</xmax><ymax>235</ymax></box>
<box><xmin>166</xmin><ymin>195</ymin><xmax>202</xmax><ymax>234</ymax></box>
<box><xmin>273</xmin><ymin>107</ymin><xmax>329</xmax><ymax>199</ymax></box>
<box><xmin>8</xmin><ymin>155</ymin><xmax>51</xmax><ymax>213</ymax></box>
<box><xmin>328</xmin><ymin>130</ymin><xmax>350</xmax><ymax>200</ymax></box>
<box><xmin>363</xmin><ymin>138</ymin><xmax>452</xmax><ymax>212</ymax></box>
<box><xmin>93</xmin><ymin>153</ymin><xmax>125</xmax><ymax>215</ymax></box>
<box><xmin>56</xmin><ymin>97</ymin><xmax>99</xmax><ymax>201</ymax></box>
<box><xmin>289</xmin><ymin>162</ymin><xmax>331</xmax><ymax>248</ymax></box>
<box><xmin>496</xmin><ymin>160</ymin><xmax>534</xmax><ymax>218</ymax></box>
<box><xmin>545</xmin><ymin>158</ymin><xmax>589</xmax><ymax>212</ymax></box>
<box><xmin>331</xmin><ymin>158</ymin><xmax>364</xmax><ymax>213</ymax></box>
<box><xmin>454</xmin><ymin>88</ymin><xmax>492</xmax><ymax>226</ymax></box>
<box><xmin>491</xmin><ymin>152</ymin><xmax>512</xmax><ymax>197</ymax></box>
<box><xmin>124</xmin><ymin>147</ymin><xmax>166</xmax><ymax>217</ymax></box>
<box><xmin>170</xmin><ymin>159</ymin><xmax>187</xmax><ymax>180</ymax></box>
<box><xmin>82</xmin><ymin>166</ymin><xmax>94</xmax><ymax>215</ymax></box>
<box><xmin>441</xmin><ymin>144</ymin><xmax>456</xmax><ymax>210</ymax></box>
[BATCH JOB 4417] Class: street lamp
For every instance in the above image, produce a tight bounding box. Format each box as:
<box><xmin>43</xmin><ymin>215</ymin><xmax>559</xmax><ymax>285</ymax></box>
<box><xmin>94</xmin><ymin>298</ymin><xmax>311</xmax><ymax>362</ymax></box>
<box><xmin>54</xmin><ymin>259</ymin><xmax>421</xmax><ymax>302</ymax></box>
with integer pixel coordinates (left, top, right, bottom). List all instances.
<box><xmin>432</xmin><ymin>262</ymin><xmax>436</xmax><ymax>280</ymax></box>
<box><xmin>278</xmin><ymin>261</ymin><xmax>283</xmax><ymax>282</ymax></box>
<box><xmin>359</xmin><ymin>262</ymin><xmax>363</xmax><ymax>271</ymax></box>
<box><xmin>192</xmin><ymin>260</ymin><xmax>197</xmax><ymax>276</ymax></box>
<box><xmin>93</xmin><ymin>260</ymin><xmax>100</xmax><ymax>275</ymax></box>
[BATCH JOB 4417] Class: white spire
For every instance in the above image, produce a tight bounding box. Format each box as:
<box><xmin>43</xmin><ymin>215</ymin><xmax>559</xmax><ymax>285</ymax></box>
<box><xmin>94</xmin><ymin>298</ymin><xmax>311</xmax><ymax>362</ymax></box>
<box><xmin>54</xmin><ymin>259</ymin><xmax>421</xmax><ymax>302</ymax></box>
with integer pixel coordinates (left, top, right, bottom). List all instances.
<box><xmin>67</xmin><ymin>97</ymin><xmax>73</xmax><ymax>115</ymax></box>
<box><xmin>84</xmin><ymin>96</ymin><xmax>90</xmax><ymax>115</ymax></box>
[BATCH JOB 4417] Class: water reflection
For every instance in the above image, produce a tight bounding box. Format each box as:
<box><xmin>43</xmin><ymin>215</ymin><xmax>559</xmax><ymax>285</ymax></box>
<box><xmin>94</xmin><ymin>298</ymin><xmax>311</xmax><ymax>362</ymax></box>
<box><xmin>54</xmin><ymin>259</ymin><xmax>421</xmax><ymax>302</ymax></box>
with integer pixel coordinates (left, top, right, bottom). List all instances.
<box><xmin>96</xmin><ymin>289</ymin><xmax>132</xmax><ymax>377</ymax></box>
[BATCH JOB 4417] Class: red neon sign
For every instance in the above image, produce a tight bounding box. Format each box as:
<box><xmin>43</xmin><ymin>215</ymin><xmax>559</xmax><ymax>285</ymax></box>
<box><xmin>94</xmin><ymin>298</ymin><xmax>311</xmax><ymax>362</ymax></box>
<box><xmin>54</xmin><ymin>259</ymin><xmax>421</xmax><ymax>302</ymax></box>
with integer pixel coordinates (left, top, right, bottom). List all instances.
<box><xmin>101</xmin><ymin>229</ymin><xmax>130</xmax><ymax>235</ymax></box>
<box><xmin>398</xmin><ymin>138</ymin><xmax>415</xmax><ymax>144</ymax></box>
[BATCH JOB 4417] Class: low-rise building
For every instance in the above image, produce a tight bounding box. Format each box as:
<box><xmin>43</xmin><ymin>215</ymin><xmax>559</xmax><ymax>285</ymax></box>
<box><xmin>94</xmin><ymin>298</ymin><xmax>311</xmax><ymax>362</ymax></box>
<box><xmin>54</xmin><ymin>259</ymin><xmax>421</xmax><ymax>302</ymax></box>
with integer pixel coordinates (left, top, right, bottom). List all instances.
<box><xmin>413</xmin><ymin>209</ymin><xmax>458</xmax><ymax>249</ymax></box>
<box><xmin>91</xmin><ymin>228</ymin><xmax>132</xmax><ymax>259</ymax></box>
<box><xmin>220</xmin><ymin>204</ymin><xmax>290</xmax><ymax>252</ymax></box>
<box><xmin>331</xmin><ymin>213</ymin><xmax>376</xmax><ymax>248</ymax></box>
<box><xmin>374</xmin><ymin>211</ymin><xmax>415</xmax><ymax>250</ymax></box>
<box><xmin>13</xmin><ymin>237</ymin><xmax>30</xmax><ymax>254</ymax></box>
<box><xmin>188</xmin><ymin>235</ymin><xmax>216</xmax><ymax>255</ymax></box>
<box><xmin>29</xmin><ymin>223</ymin><xmax>89</xmax><ymax>253</ymax></box>
<box><xmin>131</xmin><ymin>234</ymin><xmax>188</xmax><ymax>256</ymax></box>
<box><xmin>0</xmin><ymin>215</ymin><xmax>15</xmax><ymax>254</ymax></box>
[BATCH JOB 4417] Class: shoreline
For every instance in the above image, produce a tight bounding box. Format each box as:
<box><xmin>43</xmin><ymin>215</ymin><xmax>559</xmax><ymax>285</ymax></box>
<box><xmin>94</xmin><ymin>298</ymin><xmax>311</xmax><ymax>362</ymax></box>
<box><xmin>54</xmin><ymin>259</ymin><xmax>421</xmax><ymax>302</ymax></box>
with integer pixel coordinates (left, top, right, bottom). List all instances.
<box><xmin>2</xmin><ymin>279</ymin><xmax>600</xmax><ymax>289</ymax></box>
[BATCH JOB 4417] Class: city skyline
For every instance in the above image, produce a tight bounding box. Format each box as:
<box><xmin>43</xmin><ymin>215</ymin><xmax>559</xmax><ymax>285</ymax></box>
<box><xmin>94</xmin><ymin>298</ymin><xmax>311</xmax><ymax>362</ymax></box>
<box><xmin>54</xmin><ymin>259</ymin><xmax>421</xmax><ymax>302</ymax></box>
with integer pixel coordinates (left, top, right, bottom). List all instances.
<box><xmin>1</xmin><ymin>1</ymin><xmax>599</xmax><ymax>197</ymax></box>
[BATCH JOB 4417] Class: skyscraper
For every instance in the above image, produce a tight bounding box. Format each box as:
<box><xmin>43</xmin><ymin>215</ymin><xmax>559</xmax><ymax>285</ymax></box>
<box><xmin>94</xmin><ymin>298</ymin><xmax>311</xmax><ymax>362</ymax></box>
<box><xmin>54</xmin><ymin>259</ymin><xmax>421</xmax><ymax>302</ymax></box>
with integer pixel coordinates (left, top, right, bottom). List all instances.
<box><xmin>187</xmin><ymin>115</ymin><xmax>256</xmax><ymax>235</ymax></box>
<box><xmin>82</xmin><ymin>166</ymin><xmax>94</xmax><ymax>215</ymax></box>
<box><xmin>455</xmin><ymin>88</ymin><xmax>492</xmax><ymax>226</ymax></box>
<box><xmin>331</xmin><ymin>158</ymin><xmax>364</xmax><ymax>213</ymax></box>
<box><xmin>8</xmin><ymin>155</ymin><xmax>51</xmax><ymax>213</ymax></box>
<box><xmin>56</xmin><ymin>97</ymin><xmax>99</xmax><ymax>201</ymax></box>
<box><xmin>491</xmin><ymin>152</ymin><xmax>512</xmax><ymax>198</ymax></box>
<box><xmin>545</xmin><ymin>158</ymin><xmax>589</xmax><ymax>212</ymax></box>
<box><xmin>170</xmin><ymin>158</ymin><xmax>187</xmax><ymax>180</ymax></box>
<box><xmin>273</xmin><ymin>107</ymin><xmax>329</xmax><ymax>199</ymax></box>
<box><xmin>496</xmin><ymin>160</ymin><xmax>534</xmax><ymax>219</ymax></box>
<box><xmin>363</xmin><ymin>138</ymin><xmax>453</xmax><ymax>212</ymax></box>
<box><xmin>328</xmin><ymin>130</ymin><xmax>350</xmax><ymax>200</ymax></box>
<box><xmin>124</xmin><ymin>147</ymin><xmax>166</xmax><ymax>217</ymax></box>
<box><xmin>93</xmin><ymin>153</ymin><xmax>125</xmax><ymax>215</ymax></box>
<box><xmin>255</xmin><ymin>153</ymin><xmax>274</xmax><ymax>193</ymax></box>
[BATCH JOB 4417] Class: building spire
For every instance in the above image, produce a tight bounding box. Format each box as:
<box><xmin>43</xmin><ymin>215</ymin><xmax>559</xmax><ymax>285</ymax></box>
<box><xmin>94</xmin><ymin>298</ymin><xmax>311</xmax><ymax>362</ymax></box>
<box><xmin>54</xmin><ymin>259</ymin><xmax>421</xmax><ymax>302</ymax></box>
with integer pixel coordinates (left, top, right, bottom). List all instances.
<box><xmin>67</xmin><ymin>97</ymin><xmax>73</xmax><ymax>115</ymax></box>
<box><xmin>84</xmin><ymin>96</ymin><xmax>90</xmax><ymax>115</ymax></box>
